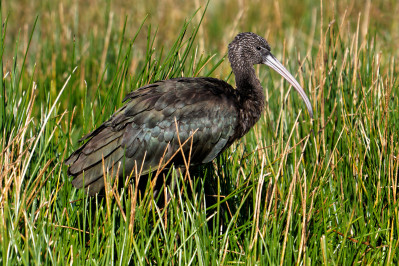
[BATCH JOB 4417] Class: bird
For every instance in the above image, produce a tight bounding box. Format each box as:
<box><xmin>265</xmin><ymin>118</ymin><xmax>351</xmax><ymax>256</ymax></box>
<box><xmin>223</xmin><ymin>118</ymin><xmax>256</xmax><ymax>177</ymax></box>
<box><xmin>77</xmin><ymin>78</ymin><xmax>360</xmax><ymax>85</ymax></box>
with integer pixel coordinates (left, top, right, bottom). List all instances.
<box><xmin>65</xmin><ymin>32</ymin><xmax>313</xmax><ymax>196</ymax></box>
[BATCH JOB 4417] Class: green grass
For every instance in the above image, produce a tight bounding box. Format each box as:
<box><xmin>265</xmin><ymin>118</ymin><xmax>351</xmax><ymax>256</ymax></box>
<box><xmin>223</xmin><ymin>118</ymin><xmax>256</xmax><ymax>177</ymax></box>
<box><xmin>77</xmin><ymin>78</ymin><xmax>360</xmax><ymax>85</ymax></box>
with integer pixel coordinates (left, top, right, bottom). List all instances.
<box><xmin>1</xmin><ymin>0</ymin><xmax>399</xmax><ymax>264</ymax></box>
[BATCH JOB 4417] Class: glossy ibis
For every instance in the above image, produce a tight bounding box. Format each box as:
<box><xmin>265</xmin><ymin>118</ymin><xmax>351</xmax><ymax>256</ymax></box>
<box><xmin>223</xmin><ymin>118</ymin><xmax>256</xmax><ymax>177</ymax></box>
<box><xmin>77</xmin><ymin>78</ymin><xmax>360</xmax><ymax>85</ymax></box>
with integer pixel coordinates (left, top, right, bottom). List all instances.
<box><xmin>65</xmin><ymin>32</ymin><xmax>313</xmax><ymax>196</ymax></box>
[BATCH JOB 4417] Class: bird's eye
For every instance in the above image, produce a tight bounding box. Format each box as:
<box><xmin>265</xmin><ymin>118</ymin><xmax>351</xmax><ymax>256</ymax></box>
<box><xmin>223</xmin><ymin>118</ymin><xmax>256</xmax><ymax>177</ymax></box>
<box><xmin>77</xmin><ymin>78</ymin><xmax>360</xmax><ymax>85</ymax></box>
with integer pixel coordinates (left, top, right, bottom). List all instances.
<box><xmin>256</xmin><ymin>46</ymin><xmax>261</xmax><ymax>51</ymax></box>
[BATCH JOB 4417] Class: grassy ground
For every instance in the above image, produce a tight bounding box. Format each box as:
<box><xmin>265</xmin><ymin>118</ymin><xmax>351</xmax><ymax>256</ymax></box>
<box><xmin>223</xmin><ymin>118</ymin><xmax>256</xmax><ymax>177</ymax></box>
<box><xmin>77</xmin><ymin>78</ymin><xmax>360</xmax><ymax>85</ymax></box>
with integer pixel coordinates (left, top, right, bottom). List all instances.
<box><xmin>1</xmin><ymin>0</ymin><xmax>399</xmax><ymax>264</ymax></box>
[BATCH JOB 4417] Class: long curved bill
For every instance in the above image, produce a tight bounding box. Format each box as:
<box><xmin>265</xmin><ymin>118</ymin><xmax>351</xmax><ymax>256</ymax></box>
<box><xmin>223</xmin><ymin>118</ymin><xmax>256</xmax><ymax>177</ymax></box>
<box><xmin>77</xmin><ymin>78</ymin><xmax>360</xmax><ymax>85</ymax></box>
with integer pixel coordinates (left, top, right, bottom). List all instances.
<box><xmin>263</xmin><ymin>53</ymin><xmax>313</xmax><ymax>118</ymax></box>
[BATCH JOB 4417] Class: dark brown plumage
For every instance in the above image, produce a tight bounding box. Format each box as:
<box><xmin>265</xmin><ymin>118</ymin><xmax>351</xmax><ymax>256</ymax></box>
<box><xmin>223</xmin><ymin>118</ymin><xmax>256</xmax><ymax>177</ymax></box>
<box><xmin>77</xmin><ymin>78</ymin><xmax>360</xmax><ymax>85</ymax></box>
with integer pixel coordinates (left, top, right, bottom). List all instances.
<box><xmin>65</xmin><ymin>32</ymin><xmax>313</xmax><ymax>196</ymax></box>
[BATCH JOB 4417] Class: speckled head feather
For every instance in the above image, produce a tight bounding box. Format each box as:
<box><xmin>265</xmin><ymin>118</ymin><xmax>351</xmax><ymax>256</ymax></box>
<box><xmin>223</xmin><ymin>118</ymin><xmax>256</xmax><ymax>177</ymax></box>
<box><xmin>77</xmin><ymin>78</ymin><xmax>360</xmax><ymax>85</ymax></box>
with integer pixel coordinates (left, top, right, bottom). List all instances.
<box><xmin>228</xmin><ymin>32</ymin><xmax>272</xmax><ymax>70</ymax></box>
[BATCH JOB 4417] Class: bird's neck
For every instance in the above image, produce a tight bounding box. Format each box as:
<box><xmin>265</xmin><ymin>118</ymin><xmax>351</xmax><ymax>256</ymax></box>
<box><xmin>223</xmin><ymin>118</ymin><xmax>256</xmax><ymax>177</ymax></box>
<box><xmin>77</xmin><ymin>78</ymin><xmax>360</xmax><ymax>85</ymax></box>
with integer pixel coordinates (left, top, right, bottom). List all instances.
<box><xmin>234</xmin><ymin>66</ymin><xmax>265</xmax><ymax>137</ymax></box>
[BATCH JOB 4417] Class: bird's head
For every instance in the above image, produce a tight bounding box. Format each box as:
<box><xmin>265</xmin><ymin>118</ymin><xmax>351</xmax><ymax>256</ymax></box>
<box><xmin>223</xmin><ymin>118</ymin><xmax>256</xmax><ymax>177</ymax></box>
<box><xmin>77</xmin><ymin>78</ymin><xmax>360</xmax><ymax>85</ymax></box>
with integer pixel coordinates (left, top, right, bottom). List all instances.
<box><xmin>228</xmin><ymin>32</ymin><xmax>313</xmax><ymax>118</ymax></box>
<box><xmin>228</xmin><ymin>32</ymin><xmax>272</xmax><ymax>66</ymax></box>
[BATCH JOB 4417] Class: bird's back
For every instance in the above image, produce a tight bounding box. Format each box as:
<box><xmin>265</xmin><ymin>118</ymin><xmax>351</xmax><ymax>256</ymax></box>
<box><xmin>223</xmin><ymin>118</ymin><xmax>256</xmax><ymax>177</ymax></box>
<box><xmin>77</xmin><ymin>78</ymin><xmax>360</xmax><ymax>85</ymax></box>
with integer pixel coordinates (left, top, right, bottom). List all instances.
<box><xmin>65</xmin><ymin>77</ymin><xmax>239</xmax><ymax>195</ymax></box>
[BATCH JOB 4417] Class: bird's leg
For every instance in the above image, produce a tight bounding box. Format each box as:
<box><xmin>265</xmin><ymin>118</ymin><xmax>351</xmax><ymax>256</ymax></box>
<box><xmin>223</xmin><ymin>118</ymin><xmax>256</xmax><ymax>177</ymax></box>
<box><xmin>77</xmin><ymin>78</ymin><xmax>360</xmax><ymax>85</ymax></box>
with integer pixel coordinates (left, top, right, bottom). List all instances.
<box><xmin>163</xmin><ymin>167</ymin><xmax>185</xmax><ymax>206</ymax></box>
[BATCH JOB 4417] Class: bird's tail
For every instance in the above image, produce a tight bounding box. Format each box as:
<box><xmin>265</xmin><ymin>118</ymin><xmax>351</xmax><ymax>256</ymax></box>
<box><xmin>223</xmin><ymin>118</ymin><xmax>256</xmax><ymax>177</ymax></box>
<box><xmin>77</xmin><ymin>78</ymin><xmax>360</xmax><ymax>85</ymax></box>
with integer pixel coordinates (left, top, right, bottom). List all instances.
<box><xmin>65</xmin><ymin>127</ymin><xmax>127</xmax><ymax>196</ymax></box>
